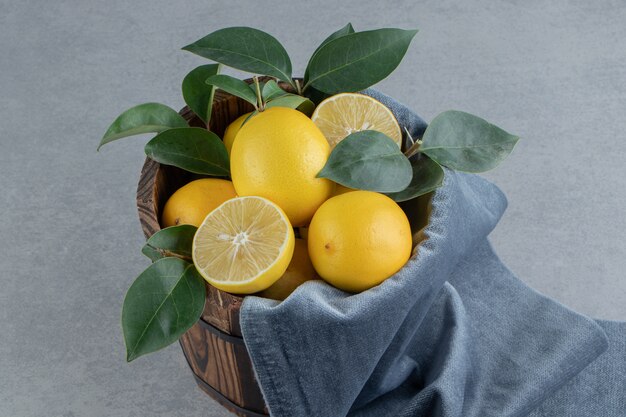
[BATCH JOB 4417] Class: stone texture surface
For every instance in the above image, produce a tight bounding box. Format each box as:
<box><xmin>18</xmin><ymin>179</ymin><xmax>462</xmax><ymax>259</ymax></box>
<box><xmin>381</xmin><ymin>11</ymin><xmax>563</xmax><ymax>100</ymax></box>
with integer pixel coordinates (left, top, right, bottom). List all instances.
<box><xmin>1</xmin><ymin>0</ymin><xmax>624</xmax><ymax>416</ymax></box>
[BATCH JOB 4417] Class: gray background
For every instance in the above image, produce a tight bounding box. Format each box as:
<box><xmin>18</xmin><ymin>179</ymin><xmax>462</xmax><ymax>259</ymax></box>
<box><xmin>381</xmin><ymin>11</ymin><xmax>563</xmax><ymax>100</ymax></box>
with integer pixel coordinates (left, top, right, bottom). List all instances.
<box><xmin>1</xmin><ymin>0</ymin><xmax>624</xmax><ymax>416</ymax></box>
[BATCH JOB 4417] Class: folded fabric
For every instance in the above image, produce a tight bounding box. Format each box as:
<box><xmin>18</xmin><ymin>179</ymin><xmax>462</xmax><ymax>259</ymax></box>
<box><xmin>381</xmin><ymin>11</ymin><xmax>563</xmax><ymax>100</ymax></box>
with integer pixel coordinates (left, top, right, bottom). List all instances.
<box><xmin>240</xmin><ymin>91</ymin><xmax>625</xmax><ymax>417</ymax></box>
<box><xmin>528</xmin><ymin>319</ymin><xmax>626</xmax><ymax>416</ymax></box>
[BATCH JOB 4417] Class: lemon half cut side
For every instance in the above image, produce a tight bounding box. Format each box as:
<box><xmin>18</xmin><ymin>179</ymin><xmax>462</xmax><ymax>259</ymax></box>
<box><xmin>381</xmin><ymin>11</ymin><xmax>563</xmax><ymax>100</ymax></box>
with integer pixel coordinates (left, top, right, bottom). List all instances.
<box><xmin>192</xmin><ymin>196</ymin><xmax>295</xmax><ymax>294</ymax></box>
<box><xmin>311</xmin><ymin>93</ymin><xmax>403</xmax><ymax>149</ymax></box>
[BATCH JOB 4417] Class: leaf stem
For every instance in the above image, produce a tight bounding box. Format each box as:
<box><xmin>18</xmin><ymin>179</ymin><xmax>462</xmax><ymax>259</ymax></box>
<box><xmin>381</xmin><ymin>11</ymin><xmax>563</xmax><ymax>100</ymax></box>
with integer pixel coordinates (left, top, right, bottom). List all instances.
<box><xmin>159</xmin><ymin>250</ymin><xmax>193</xmax><ymax>262</ymax></box>
<box><xmin>285</xmin><ymin>77</ymin><xmax>298</xmax><ymax>92</ymax></box>
<box><xmin>295</xmin><ymin>79</ymin><xmax>303</xmax><ymax>96</ymax></box>
<box><xmin>403</xmin><ymin>127</ymin><xmax>423</xmax><ymax>158</ymax></box>
<box><xmin>253</xmin><ymin>76</ymin><xmax>264</xmax><ymax>111</ymax></box>
<box><xmin>404</xmin><ymin>139</ymin><xmax>423</xmax><ymax>159</ymax></box>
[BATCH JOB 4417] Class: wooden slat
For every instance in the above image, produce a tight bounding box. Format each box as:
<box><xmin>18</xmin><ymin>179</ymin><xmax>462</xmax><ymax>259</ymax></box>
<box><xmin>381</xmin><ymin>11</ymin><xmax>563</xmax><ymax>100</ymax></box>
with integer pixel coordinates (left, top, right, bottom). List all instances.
<box><xmin>180</xmin><ymin>322</ymin><xmax>268</xmax><ymax>415</ymax></box>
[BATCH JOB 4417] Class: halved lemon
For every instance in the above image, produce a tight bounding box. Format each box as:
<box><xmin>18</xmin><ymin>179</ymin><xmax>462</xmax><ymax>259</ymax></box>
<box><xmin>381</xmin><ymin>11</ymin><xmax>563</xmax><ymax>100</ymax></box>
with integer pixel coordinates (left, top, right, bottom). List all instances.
<box><xmin>311</xmin><ymin>93</ymin><xmax>402</xmax><ymax>149</ymax></box>
<box><xmin>192</xmin><ymin>196</ymin><xmax>295</xmax><ymax>294</ymax></box>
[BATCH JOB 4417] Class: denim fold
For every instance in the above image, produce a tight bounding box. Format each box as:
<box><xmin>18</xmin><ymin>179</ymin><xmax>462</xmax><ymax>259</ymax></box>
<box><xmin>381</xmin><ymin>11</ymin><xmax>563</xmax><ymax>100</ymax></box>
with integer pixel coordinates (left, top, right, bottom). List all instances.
<box><xmin>240</xmin><ymin>91</ymin><xmax>624</xmax><ymax>417</ymax></box>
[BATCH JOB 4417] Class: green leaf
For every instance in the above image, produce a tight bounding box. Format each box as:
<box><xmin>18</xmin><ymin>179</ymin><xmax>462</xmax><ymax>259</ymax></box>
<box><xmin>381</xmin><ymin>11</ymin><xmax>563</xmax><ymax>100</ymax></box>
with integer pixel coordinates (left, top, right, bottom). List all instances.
<box><xmin>182</xmin><ymin>64</ymin><xmax>220</xmax><ymax>123</ymax></box>
<box><xmin>305</xmin><ymin>28</ymin><xmax>418</xmax><ymax>94</ymax></box>
<box><xmin>317</xmin><ymin>22</ymin><xmax>356</xmax><ymax>51</ymax></box>
<box><xmin>264</xmin><ymin>94</ymin><xmax>315</xmax><ymax>115</ymax></box>
<box><xmin>182</xmin><ymin>27</ymin><xmax>294</xmax><ymax>85</ymax></box>
<box><xmin>145</xmin><ymin>127</ymin><xmax>229</xmax><ymax>176</ymax></box>
<box><xmin>262</xmin><ymin>80</ymin><xmax>288</xmax><ymax>101</ymax></box>
<box><xmin>143</xmin><ymin>225</ymin><xmax>198</xmax><ymax>260</ymax></box>
<box><xmin>141</xmin><ymin>244</ymin><xmax>164</xmax><ymax>262</ymax></box>
<box><xmin>419</xmin><ymin>110</ymin><xmax>520</xmax><ymax>173</ymax></box>
<box><xmin>317</xmin><ymin>130</ymin><xmax>412</xmax><ymax>192</ymax></box>
<box><xmin>295</xmin><ymin>98</ymin><xmax>316</xmax><ymax>117</ymax></box>
<box><xmin>122</xmin><ymin>257</ymin><xmax>206</xmax><ymax>362</ymax></box>
<box><xmin>98</xmin><ymin>103</ymin><xmax>188</xmax><ymax>150</ymax></box>
<box><xmin>303</xmin><ymin>23</ymin><xmax>356</xmax><ymax>103</ymax></box>
<box><xmin>205</xmin><ymin>74</ymin><xmax>258</xmax><ymax>106</ymax></box>
<box><xmin>386</xmin><ymin>156</ymin><xmax>444</xmax><ymax>202</ymax></box>
<box><xmin>304</xmin><ymin>23</ymin><xmax>355</xmax><ymax>84</ymax></box>
<box><xmin>304</xmin><ymin>86</ymin><xmax>331</xmax><ymax>106</ymax></box>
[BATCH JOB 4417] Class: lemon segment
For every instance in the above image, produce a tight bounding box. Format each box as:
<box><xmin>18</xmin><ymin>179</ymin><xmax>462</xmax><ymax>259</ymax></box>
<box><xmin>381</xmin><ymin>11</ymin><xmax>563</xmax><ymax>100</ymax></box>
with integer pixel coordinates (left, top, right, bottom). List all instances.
<box><xmin>311</xmin><ymin>93</ymin><xmax>402</xmax><ymax>149</ymax></box>
<box><xmin>192</xmin><ymin>196</ymin><xmax>295</xmax><ymax>294</ymax></box>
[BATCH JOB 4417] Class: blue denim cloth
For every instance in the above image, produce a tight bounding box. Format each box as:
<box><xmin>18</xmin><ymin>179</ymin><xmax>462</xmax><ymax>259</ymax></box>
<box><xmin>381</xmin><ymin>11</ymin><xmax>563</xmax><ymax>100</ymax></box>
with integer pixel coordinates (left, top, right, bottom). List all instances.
<box><xmin>240</xmin><ymin>91</ymin><xmax>626</xmax><ymax>417</ymax></box>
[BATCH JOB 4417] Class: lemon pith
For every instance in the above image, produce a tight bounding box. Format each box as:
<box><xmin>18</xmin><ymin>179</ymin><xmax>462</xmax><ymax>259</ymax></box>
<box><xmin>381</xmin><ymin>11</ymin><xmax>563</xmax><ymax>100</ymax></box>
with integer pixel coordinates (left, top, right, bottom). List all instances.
<box><xmin>192</xmin><ymin>196</ymin><xmax>295</xmax><ymax>294</ymax></box>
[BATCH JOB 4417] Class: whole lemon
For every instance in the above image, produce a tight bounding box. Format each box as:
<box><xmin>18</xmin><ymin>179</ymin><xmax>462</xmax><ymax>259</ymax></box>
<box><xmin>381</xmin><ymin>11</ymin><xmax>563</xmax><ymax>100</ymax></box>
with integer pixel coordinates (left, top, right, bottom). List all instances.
<box><xmin>257</xmin><ymin>239</ymin><xmax>317</xmax><ymax>300</ymax></box>
<box><xmin>230</xmin><ymin>107</ymin><xmax>334</xmax><ymax>226</ymax></box>
<box><xmin>161</xmin><ymin>178</ymin><xmax>237</xmax><ymax>228</ymax></box>
<box><xmin>223</xmin><ymin>112</ymin><xmax>251</xmax><ymax>155</ymax></box>
<box><xmin>308</xmin><ymin>191</ymin><xmax>412</xmax><ymax>292</ymax></box>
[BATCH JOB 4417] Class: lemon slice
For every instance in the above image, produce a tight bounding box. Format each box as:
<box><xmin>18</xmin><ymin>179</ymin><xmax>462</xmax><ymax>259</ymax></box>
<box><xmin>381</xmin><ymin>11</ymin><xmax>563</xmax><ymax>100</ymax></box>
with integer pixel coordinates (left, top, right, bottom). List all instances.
<box><xmin>192</xmin><ymin>196</ymin><xmax>295</xmax><ymax>294</ymax></box>
<box><xmin>311</xmin><ymin>93</ymin><xmax>402</xmax><ymax>149</ymax></box>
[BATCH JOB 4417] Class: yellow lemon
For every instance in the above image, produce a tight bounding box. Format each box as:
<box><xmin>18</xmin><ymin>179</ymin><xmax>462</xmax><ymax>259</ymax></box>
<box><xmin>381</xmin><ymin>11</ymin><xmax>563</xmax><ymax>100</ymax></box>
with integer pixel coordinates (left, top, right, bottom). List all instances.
<box><xmin>161</xmin><ymin>178</ymin><xmax>237</xmax><ymax>228</ymax></box>
<box><xmin>223</xmin><ymin>112</ymin><xmax>252</xmax><ymax>155</ymax></box>
<box><xmin>297</xmin><ymin>183</ymin><xmax>363</xmax><ymax>240</ymax></box>
<box><xmin>332</xmin><ymin>183</ymin><xmax>354</xmax><ymax>196</ymax></box>
<box><xmin>311</xmin><ymin>93</ymin><xmax>402</xmax><ymax>149</ymax></box>
<box><xmin>230</xmin><ymin>107</ymin><xmax>334</xmax><ymax>226</ymax></box>
<box><xmin>192</xmin><ymin>196</ymin><xmax>295</xmax><ymax>294</ymax></box>
<box><xmin>308</xmin><ymin>191</ymin><xmax>412</xmax><ymax>293</ymax></box>
<box><xmin>257</xmin><ymin>239</ymin><xmax>317</xmax><ymax>300</ymax></box>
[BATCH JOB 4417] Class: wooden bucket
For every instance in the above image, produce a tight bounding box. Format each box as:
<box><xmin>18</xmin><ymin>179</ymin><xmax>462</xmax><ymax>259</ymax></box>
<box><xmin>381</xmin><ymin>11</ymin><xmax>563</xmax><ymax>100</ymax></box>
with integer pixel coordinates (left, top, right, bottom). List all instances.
<box><xmin>136</xmin><ymin>84</ymin><xmax>269</xmax><ymax>416</ymax></box>
<box><xmin>135</xmin><ymin>80</ymin><xmax>430</xmax><ymax>416</ymax></box>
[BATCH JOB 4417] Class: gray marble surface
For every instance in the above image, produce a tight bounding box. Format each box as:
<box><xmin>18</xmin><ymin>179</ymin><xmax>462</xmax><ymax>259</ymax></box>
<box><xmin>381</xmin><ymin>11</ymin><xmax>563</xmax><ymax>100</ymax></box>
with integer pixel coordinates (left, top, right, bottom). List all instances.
<box><xmin>1</xmin><ymin>0</ymin><xmax>624</xmax><ymax>416</ymax></box>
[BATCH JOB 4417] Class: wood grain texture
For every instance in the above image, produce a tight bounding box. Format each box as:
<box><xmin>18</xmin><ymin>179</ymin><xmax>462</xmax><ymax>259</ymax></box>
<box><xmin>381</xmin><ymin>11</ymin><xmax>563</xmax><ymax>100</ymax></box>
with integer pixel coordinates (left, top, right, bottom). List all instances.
<box><xmin>180</xmin><ymin>321</ymin><xmax>268</xmax><ymax>416</ymax></box>
<box><xmin>136</xmin><ymin>78</ymin><xmax>273</xmax><ymax>416</ymax></box>
<box><xmin>203</xmin><ymin>283</ymin><xmax>243</xmax><ymax>337</ymax></box>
